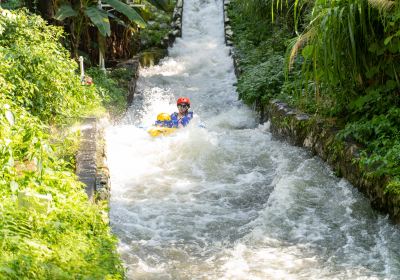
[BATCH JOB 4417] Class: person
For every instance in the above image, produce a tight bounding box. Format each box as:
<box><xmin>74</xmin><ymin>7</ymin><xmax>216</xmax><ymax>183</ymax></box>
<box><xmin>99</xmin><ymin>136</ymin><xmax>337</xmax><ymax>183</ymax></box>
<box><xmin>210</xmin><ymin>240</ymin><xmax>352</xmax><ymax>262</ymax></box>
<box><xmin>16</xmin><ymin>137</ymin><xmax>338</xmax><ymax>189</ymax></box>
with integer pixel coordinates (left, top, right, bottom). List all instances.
<box><xmin>154</xmin><ymin>112</ymin><xmax>173</xmax><ymax>128</ymax></box>
<box><xmin>171</xmin><ymin>97</ymin><xmax>193</xmax><ymax>128</ymax></box>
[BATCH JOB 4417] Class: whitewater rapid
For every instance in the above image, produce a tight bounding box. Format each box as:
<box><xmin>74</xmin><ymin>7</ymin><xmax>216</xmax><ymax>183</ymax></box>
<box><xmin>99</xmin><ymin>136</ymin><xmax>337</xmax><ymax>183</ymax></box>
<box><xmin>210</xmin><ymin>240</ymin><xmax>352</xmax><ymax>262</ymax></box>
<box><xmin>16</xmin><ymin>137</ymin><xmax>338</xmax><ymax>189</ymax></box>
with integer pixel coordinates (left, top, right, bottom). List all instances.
<box><xmin>106</xmin><ymin>0</ymin><xmax>400</xmax><ymax>279</ymax></box>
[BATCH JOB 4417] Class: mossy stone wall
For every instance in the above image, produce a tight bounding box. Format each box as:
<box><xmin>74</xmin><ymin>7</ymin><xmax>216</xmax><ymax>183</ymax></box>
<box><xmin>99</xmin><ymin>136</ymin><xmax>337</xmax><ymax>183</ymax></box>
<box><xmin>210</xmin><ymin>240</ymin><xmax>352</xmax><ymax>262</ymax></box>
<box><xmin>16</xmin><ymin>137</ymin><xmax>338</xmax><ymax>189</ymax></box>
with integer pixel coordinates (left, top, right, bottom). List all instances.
<box><xmin>265</xmin><ymin>100</ymin><xmax>400</xmax><ymax>222</ymax></box>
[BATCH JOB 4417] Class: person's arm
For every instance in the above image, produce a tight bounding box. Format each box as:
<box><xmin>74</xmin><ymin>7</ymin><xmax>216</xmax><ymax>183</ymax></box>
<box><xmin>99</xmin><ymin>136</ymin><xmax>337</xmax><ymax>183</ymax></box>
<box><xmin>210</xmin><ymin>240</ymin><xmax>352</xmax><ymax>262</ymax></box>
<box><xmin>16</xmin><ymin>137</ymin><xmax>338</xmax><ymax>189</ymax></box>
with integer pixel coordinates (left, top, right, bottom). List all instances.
<box><xmin>170</xmin><ymin>113</ymin><xmax>179</xmax><ymax>128</ymax></box>
<box><xmin>181</xmin><ymin>112</ymin><xmax>193</xmax><ymax>127</ymax></box>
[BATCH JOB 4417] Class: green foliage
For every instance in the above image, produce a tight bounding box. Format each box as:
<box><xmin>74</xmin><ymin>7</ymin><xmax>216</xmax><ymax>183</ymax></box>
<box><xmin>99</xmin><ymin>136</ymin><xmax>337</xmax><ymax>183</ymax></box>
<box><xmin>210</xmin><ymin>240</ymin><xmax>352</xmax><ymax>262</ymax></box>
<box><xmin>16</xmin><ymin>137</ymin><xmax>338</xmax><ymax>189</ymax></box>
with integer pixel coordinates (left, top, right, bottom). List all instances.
<box><xmin>228</xmin><ymin>0</ymin><xmax>291</xmax><ymax>106</ymax></box>
<box><xmin>140</xmin><ymin>0</ymin><xmax>176</xmax><ymax>49</ymax></box>
<box><xmin>55</xmin><ymin>1</ymin><xmax>137</xmax><ymax>58</ymax></box>
<box><xmin>53</xmin><ymin>0</ymin><xmax>169</xmax><ymax>57</ymax></box>
<box><xmin>0</xmin><ymin>8</ymin><xmax>101</xmax><ymax>123</ymax></box>
<box><xmin>0</xmin><ymin>0</ymin><xmax>23</xmax><ymax>9</ymax></box>
<box><xmin>228</xmin><ymin>0</ymin><xmax>400</xmax><ymax>195</ymax></box>
<box><xmin>289</xmin><ymin>0</ymin><xmax>400</xmax><ymax>114</ymax></box>
<box><xmin>87</xmin><ymin>68</ymin><xmax>132</xmax><ymax>117</ymax></box>
<box><xmin>54</xmin><ymin>0</ymin><xmax>146</xmax><ymax>38</ymax></box>
<box><xmin>0</xmin><ymin>9</ymin><xmax>124</xmax><ymax>278</ymax></box>
<box><xmin>295</xmin><ymin>0</ymin><xmax>400</xmax><ymax>190</ymax></box>
<box><xmin>286</xmin><ymin>0</ymin><xmax>400</xmax><ymax>191</ymax></box>
<box><xmin>385</xmin><ymin>178</ymin><xmax>400</xmax><ymax>195</ymax></box>
<box><xmin>237</xmin><ymin>55</ymin><xmax>285</xmax><ymax>105</ymax></box>
<box><xmin>340</xmin><ymin>108</ymin><xmax>400</xmax><ymax>177</ymax></box>
<box><xmin>0</xmin><ymin>100</ymin><xmax>124</xmax><ymax>279</ymax></box>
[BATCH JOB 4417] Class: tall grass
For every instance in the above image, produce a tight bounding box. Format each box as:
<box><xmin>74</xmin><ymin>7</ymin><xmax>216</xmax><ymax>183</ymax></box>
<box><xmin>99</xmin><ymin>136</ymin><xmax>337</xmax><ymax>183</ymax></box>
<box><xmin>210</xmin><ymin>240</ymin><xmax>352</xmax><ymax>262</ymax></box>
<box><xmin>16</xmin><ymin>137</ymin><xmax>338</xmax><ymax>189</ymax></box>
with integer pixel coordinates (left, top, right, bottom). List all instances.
<box><xmin>229</xmin><ymin>0</ymin><xmax>400</xmax><ymax>192</ymax></box>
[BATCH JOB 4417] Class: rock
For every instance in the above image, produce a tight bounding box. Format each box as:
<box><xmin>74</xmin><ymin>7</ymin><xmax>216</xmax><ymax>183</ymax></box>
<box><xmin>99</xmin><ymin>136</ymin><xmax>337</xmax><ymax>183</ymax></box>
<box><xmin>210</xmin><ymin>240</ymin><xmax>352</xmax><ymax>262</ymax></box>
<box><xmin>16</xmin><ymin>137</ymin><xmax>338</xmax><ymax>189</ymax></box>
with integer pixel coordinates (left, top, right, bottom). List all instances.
<box><xmin>177</xmin><ymin>0</ymin><xmax>183</xmax><ymax>8</ymax></box>
<box><xmin>296</xmin><ymin>113</ymin><xmax>310</xmax><ymax>121</ymax></box>
<box><xmin>173</xmin><ymin>9</ymin><xmax>180</xmax><ymax>20</ymax></box>
<box><xmin>160</xmin><ymin>23</ymin><xmax>168</xmax><ymax>29</ymax></box>
<box><xmin>225</xmin><ymin>28</ymin><xmax>233</xmax><ymax>39</ymax></box>
<box><xmin>224</xmin><ymin>12</ymin><xmax>230</xmax><ymax>24</ymax></box>
<box><xmin>176</xmin><ymin>0</ymin><xmax>183</xmax><ymax>9</ymax></box>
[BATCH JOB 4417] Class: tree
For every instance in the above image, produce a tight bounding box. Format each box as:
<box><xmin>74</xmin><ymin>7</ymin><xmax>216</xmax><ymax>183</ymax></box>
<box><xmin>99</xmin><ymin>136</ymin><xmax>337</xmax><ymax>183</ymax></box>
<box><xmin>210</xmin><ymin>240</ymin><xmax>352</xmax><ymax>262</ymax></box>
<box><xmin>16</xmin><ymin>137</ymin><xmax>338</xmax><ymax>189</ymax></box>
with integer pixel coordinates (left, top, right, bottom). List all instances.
<box><xmin>53</xmin><ymin>0</ymin><xmax>169</xmax><ymax>63</ymax></box>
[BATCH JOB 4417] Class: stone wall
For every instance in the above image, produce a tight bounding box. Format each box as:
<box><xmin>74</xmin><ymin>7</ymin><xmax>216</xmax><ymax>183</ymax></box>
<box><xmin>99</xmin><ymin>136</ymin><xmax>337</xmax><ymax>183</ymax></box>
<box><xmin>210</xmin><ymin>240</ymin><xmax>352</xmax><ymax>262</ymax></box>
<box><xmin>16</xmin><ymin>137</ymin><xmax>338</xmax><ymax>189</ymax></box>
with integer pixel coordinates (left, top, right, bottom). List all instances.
<box><xmin>266</xmin><ymin>100</ymin><xmax>400</xmax><ymax>222</ymax></box>
<box><xmin>161</xmin><ymin>0</ymin><xmax>184</xmax><ymax>48</ymax></box>
<box><xmin>76</xmin><ymin>117</ymin><xmax>110</xmax><ymax>202</ymax></box>
<box><xmin>222</xmin><ymin>0</ymin><xmax>400</xmax><ymax>222</ymax></box>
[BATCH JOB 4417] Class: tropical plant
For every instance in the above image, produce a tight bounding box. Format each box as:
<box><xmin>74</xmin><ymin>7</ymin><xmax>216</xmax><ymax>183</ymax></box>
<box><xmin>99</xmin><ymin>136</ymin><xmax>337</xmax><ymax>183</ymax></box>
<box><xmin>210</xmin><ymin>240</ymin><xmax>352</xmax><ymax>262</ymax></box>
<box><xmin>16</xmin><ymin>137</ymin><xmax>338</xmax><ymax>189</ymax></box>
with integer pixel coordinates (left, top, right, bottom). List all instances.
<box><xmin>87</xmin><ymin>67</ymin><xmax>133</xmax><ymax>117</ymax></box>
<box><xmin>288</xmin><ymin>0</ymin><xmax>400</xmax><ymax>114</ymax></box>
<box><xmin>0</xmin><ymin>8</ymin><xmax>101</xmax><ymax>123</ymax></box>
<box><xmin>0</xmin><ymin>8</ymin><xmax>124</xmax><ymax>278</ymax></box>
<box><xmin>53</xmin><ymin>0</ymin><xmax>168</xmax><ymax>59</ymax></box>
<box><xmin>228</xmin><ymin>0</ymin><xmax>400</xmax><ymax>194</ymax></box>
<box><xmin>0</xmin><ymin>0</ymin><xmax>23</xmax><ymax>9</ymax></box>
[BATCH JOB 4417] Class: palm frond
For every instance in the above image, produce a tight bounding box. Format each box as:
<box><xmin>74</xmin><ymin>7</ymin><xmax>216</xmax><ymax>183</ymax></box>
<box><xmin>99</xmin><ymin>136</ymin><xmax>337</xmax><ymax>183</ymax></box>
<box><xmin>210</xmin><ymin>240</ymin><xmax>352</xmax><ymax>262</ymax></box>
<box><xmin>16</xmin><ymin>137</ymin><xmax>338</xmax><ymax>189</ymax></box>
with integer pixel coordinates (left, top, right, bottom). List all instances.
<box><xmin>368</xmin><ymin>0</ymin><xmax>396</xmax><ymax>12</ymax></box>
<box><xmin>289</xmin><ymin>28</ymin><xmax>314</xmax><ymax>69</ymax></box>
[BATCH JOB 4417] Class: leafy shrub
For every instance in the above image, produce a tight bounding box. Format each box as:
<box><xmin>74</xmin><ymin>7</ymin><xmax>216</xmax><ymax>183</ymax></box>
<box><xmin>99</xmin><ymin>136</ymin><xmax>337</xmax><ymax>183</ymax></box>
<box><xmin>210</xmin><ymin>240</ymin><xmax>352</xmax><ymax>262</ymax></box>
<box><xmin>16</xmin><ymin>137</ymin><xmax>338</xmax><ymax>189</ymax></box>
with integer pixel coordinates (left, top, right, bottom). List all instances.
<box><xmin>0</xmin><ymin>0</ymin><xmax>23</xmax><ymax>9</ymax></box>
<box><xmin>140</xmin><ymin>1</ymin><xmax>176</xmax><ymax>50</ymax></box>
<box><xmin>340</xmin><ymin>108</ymin><xmax>400</xmax><ymax>180</ymax></box>
<box><xmin>0</xmin><ymin>8</ymin><xmax>124</xmax><ymax>279</ymax></box>
<box><xmin>228</xmin><ymin>0</ymin><xmax>400</xmax><ymax>195</ymax></box>
<box><xmin>0</xmin><ymin>8</ymin><xmax>101</xmax><ymax>124</ymax></box>
<box><xmin>0</xmin><ymin>100</ymin><xmax>124</xmax><ymax>279</ymax></box>
<box><xmin>87</xmin><ymin>68</ymin><xmax>132</xmax><ymax>118</ymax></box>
<box><xmin>228</xmin><ymin>0</ymin><xmax>291</xmax><ymax>106</ymax></box>
<box><xmin>237</xmin><ymin>55</ymin><xmax>285</xmax><ymax>105</ymax></box>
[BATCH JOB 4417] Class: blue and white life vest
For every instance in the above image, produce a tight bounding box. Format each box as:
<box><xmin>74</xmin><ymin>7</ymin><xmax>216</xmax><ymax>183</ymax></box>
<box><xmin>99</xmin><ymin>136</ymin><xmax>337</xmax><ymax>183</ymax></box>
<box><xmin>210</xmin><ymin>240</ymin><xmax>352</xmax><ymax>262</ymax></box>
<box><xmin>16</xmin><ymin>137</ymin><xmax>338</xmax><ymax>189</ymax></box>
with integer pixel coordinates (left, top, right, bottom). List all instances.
<box><xmin>154</xmin><ymin>120</ymin><xmax>173</xmax><ymax>128</ymax></box>
<box><xmin>170</xmin><ymin>112</ymin><xmax>193</xmax><ymax>128</ymax></box>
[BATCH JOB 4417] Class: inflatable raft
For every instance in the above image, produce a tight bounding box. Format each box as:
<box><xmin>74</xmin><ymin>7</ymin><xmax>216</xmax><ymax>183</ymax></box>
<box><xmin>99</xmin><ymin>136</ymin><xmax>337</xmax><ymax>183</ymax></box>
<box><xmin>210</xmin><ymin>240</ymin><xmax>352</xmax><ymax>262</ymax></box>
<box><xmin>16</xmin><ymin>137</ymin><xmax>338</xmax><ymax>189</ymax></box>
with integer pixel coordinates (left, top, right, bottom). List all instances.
<box><xmin>147</xmin><ymin>126</ymin><xmax>177</xmax><ymax>137</ymax></box>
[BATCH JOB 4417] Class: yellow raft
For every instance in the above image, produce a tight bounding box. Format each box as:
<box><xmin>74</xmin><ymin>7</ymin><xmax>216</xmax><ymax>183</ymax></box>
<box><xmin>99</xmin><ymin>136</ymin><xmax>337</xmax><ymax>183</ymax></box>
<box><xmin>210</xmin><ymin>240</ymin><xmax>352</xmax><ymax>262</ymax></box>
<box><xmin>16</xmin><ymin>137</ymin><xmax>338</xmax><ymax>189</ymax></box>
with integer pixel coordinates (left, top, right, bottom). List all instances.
<box><xmin>147</xmin><ymin>126</ymin><xmax>177</xmax><ymax>137</ymax></box>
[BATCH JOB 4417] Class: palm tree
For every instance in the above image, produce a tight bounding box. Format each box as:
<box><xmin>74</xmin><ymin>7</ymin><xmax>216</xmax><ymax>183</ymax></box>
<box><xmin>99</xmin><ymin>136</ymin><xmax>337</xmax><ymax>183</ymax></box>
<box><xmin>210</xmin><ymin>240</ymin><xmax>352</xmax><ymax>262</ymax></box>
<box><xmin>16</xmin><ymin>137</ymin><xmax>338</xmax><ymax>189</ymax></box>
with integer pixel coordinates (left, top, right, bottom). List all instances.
<box><xmin>24</xmin><ymin>0</ymin><xmax>170</xmax><ymax>65</ymax></box>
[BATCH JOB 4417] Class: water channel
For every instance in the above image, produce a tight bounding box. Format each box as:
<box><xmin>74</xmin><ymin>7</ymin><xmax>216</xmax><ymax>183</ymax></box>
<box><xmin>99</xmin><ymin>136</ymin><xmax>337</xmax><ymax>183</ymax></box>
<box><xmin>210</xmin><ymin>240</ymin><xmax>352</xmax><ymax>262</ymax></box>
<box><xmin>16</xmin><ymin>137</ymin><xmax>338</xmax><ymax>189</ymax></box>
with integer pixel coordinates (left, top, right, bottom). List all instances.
<box><xmin>106</xmin><ymin>0</ymin><xmax>400</xmax><ymax>278</ymax></box>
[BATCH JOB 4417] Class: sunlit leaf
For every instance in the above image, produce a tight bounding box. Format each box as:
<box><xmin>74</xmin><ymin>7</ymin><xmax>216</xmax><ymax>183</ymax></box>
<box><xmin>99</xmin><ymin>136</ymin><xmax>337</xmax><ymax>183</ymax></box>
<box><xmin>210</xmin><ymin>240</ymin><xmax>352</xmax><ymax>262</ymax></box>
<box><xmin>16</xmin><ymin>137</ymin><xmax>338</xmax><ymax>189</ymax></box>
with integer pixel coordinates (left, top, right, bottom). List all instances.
<box><xmin>10</xmin><ymin>181</ymin><xmax>18</xmax><ymax>193</ymax></box>
<box><xmin>84</xmin><ymin>6</ymin><xmax>111</xmax><ymax>37</ymax></box>
<box><xmin>54</xmin><ymin>4</ymin><xmax>78</xmax><ymax>21</ymax></box>
<box><xmin>5</xmin><ymin>110</ymin><xmax>14</xmax><ymax>125</ymax></box>
<box><xmin>145</xmin><ymin>0</ymin><xmax>169</xmax><ymax>11</ymax></box>
<box><xmin>103</xmin><ymin>0</ymin><xmax>146</xmax><ymax>28</ymax></box>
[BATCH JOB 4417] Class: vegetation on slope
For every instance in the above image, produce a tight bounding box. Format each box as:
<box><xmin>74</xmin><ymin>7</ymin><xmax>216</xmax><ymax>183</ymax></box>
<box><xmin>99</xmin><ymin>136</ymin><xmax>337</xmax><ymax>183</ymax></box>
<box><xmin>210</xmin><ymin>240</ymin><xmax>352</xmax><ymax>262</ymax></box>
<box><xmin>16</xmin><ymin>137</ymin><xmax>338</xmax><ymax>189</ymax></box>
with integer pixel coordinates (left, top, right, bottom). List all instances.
<box><xmin>0</xmin><ymin>8</ymin><xmax>124</xmax><ymax>279</ymax></box>
<box><xmin>0</xmin><ymin>0</ymin><xmax>180</xmax><ymax>276</ymax></box>
<box><xmin>228</xmin><ymin>0</ymin><xmax>400</xmax><ymax>193</ymax></box>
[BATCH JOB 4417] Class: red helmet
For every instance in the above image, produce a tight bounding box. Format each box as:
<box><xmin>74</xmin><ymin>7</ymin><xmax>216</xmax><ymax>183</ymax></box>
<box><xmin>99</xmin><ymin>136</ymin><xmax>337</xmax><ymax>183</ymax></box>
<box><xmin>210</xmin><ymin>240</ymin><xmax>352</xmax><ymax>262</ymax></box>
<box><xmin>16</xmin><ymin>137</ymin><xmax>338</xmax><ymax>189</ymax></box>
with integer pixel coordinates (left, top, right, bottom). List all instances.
<box><xmin>177</xmin><ymin>97</ymin><xmax>190</xmax><ymax>106</ymax></box>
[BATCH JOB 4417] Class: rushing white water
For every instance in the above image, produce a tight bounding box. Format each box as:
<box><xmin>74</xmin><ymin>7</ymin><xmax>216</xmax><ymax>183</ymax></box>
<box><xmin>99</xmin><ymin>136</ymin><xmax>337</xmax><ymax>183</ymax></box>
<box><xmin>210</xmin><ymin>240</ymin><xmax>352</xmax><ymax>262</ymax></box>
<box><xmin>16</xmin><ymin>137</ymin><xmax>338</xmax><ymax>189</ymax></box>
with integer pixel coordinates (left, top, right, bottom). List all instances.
<box><xmin>106</xmin><ymin>0</ymin><xmax>400</xmax><ymax>279</ymax></box>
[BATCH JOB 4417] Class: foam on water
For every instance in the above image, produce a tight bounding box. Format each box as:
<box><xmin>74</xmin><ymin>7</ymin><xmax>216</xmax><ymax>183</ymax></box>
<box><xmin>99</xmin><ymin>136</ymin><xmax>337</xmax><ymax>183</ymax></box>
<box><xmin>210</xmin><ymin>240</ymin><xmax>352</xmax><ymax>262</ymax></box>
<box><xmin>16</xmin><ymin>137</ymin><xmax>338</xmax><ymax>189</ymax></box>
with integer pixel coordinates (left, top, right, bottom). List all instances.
<box><xmin>106</xmin><ymin>0</ymin><xmax>400</xmax><ymax>279</ymax></box>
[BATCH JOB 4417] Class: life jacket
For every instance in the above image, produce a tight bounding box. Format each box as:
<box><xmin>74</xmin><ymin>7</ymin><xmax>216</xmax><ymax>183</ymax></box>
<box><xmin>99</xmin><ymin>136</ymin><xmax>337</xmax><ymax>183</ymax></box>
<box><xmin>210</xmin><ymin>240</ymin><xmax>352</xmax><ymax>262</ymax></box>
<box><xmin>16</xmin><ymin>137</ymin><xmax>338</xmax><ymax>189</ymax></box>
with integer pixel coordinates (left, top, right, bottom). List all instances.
<box><xmin>170</xmin><ymin>111</ymin><xmax>193</xmax><ymax>128</ymax></box>
<box><xmin>154</xmin><ymin>120</ymin><xmax>173</xmax><ymax>128</ymax></box>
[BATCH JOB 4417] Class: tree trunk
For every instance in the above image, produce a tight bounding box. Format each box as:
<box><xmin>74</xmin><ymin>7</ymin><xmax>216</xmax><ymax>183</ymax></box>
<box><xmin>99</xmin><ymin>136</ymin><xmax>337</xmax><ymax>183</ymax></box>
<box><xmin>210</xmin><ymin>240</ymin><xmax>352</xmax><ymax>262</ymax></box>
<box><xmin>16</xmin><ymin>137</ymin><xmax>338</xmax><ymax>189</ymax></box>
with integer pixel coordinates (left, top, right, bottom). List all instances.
<box><xmin>37</xmin><ymin>0</ymin><xmax>55</xmax><ymax>21</ymax></box>
<box><xmin>24</xmin><ymin>0</ymin><xmax>55</xmax><ymax>21</ymax></box>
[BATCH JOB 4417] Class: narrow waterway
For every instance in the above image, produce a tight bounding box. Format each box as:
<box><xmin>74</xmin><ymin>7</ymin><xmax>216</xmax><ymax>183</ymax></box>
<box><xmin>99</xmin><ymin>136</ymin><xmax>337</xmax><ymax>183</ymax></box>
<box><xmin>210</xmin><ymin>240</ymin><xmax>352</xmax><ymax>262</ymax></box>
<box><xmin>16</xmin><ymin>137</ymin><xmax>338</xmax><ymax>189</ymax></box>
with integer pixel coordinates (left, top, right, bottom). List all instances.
<box><xmin>106</xmin><ymin>0</ymin><xmax>400</xmax><ymax>279</ymax></box>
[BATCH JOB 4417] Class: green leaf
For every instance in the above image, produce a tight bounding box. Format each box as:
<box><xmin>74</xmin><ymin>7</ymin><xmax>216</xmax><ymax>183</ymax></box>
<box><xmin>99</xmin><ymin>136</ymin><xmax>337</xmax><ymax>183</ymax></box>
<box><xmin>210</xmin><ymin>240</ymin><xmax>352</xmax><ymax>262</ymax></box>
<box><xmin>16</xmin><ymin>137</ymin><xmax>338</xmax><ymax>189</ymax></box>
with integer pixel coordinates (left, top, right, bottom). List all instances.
<box><xmin>103</xmin><ymin>0</ymin><xmax>146</xmax><ymax>28</ymax></box>
<box><xmin>368</xmin><ymin>42</ymin><xmax>379</xmax><ymax>53</ymax></box>
<box><xmin>386</xmin><ymin>79</ymin><xmax>397</xmax><ymax>90</ymax></box>
<box><xmin>384</xmin><ymin>35</ymin><xmax>393</xmax><ymax>45</ymax></box>
<box><xmin>301</xmin><ymin>45</ymin><xmax>314</xmax><ymax>59</ymax></box>
<box><xmin>108</xmin><ymin>13</ymin><xmax>128</xmax><ymax>28</ymax></box>
<box><xmin>146</xmin><ymin>0</ymin><xmax>169</xmax><ymax>11</ymax></box>
<box><xmin>84</xmin><ymin>6</ymin><xmax>111</xmax><ymax>37</ymax></box>
<box><xmin>5</xmin><ymin>109</ymin><xmax>14</xmax><ymax>125</ymax></box>
<box><xmin>10</xmin><ymin>181</ymin><xmax>18</xmax><ymax>193</ymax></box>
<box><xmin>54</xmin><ymin>4</ymin><xmax>78</xmax><ymax>21</ymax></box>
